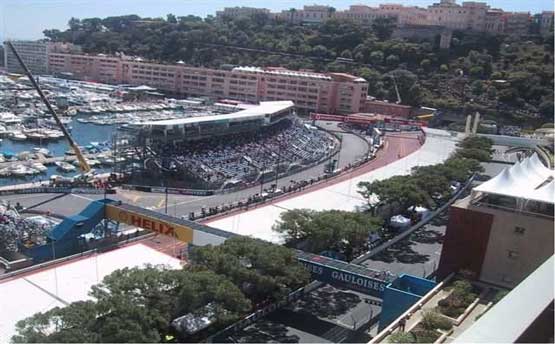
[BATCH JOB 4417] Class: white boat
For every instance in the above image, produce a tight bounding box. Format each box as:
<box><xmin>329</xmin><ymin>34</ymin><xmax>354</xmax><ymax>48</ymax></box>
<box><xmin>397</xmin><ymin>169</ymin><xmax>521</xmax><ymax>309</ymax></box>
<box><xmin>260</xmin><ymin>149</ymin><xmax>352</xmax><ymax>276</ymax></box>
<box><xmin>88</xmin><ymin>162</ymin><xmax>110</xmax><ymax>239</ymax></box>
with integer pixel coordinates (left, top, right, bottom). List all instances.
<box><xmin>0</xmin><ymin>168</ymin><xmax>11</xmax><ymax>177</ymax></box>
<box><xmin>43</xmin><ymin>129</ymin><xmax>64</xmax><ymax>139</ymax></box>
<box><xmin>0</xmin><ymin>112</ymin><xmax>22</xmax><ymax>125</ymax></box>
<box><xmin>88</xmin><ymin>159</ymin><xmax>101</xmax><ymax>166</ymax></box>
<box><xmin>29</xmin><ymin>162</ymin><xmax>48</xmax><ymax>173</ymax></box>
<box><xmin>33</xmin><ymin>147</ymin><xmax>51</xmax><ymax>157</ymax></box>
<box><xmin>26</xmin><ymin>131</ymin><xmax>49</xmax><ymax>141</ymax></box>
<box><xmin>98</xmin><ymin>156</ymin><xmax>115</xmax><ymax>166</ymax></box>
<box><xmin>0</xmin><ymin>126</ymin><xmax>8</xmax><ymax>137</ymax></box>
<box><xmin>9</xmin><ymin>132</ymin><xmax>27</xmax><ymax>141</ymax></box>
<box><xmin>73</xmin><ymin>159</ymin><xmax>101</xmax><ymax>167</ymax></box>
<box><xmin>11</xmin><ymin>165</ymin><xmax>38</xmax><ymax>177</ymax></box>
<box><xmin>55</xmin><ymin>161</ymin><xmax>77</xmax><ymax>172</ymax></box>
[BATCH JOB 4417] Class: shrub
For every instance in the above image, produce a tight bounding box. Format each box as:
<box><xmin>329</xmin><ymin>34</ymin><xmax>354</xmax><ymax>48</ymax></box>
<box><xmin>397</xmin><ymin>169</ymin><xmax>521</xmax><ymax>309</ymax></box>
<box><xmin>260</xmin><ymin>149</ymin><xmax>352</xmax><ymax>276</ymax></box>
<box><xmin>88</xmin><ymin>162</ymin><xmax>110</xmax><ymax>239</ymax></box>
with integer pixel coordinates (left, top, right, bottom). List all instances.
<box><xmin>413</xmin><ymin>329</ymin><xmax>440</xmax><ymax>343</ymax></box>
<box><xmin>421</xmin><ymin>311</ymin><xmax>453</xmax><ymax>331</ymax></box>
<box><xmin>438</xmin><ymin>280</ymin><xmax>477</xmax><ymax>318</ymax></box>
<box><xmin>452</xmin><ymin>280</ymin><xmax>473</xmax><ymax>295</ymax></box>
<box><xmin>388</xmin><ymin>331</ymin><xmax>416</xmax><ymax>343</ymax></box>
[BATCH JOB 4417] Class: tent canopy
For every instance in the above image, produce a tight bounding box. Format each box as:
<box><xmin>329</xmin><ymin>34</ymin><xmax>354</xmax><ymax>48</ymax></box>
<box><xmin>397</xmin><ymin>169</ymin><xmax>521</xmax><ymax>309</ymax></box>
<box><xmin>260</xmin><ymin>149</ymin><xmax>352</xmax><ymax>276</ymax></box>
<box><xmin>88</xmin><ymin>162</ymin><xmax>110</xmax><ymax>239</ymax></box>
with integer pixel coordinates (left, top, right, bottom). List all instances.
<box><xmin>473</xmin><ymin>153</ymin><xmax>554</xmax><ymax>204</ymax></box>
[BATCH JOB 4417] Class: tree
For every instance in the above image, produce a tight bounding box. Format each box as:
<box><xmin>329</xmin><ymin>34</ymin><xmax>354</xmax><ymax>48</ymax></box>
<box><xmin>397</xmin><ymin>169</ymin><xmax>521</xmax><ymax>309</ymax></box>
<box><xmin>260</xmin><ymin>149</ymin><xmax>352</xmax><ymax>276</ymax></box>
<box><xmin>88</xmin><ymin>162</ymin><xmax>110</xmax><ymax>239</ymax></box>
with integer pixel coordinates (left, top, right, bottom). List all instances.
<box><xmin>471</xmin><ymin>80</ymin><xmax>484</xmax><ymax>95</ymax></box>
<box><xmin>454</xmin><ymin>148</ymin><xmax>491</xmax><ymax>162</ymax></box>
<box><xmin>312</xmin><ymin>44</ymin><xmax>331</xmax><ymax>59</ymax></box>
<box><xmin>386</xmin><ymin>54</ymin><xmax>400</xmax><ymax>67</ymax></box>
<box><xmin>469</xmin><ymin>65</ymin><xmax>484</xmax><ymax>78</ymax></box>
<box><xmin>191</xmin><ymin>237</ymin><xmax>310</xmax><ymax>304</ymax></box>
<box><xmin>420</xmin><ymin>59</ymin><xmax>431</xmax><ymax>73</ymax></box>
<box><xmin>539</xmin><ymin>100</ymin><xmax>554</xmax><ymax>119</ymax></box>
<box><xmin>358</xmin><ymin>175</ymin><xmax>427</xmax><ymax>214</ymax></box>
<box><xmin>439</xmin><ymin>64</ymin><xmax>449</xmax><ymax>73</ymax></box>
<box><xmin>443</xmin><ymin>157</ymin><xmax>484</xmax><ymax>180</ymax></box>
<box><xmin>411</xmin><ymin>165</ymin><xmax>452</xmax><ymax>201</ymax></box>
<box><xmin>166</xmin><ymin>13</ymin><xmax>177</xmax><ymax>24</ymax></box>
<box><xmin>273</xmin><ymin>209</ymin><xmax>382</xmax><ymax>259</ymax></box>
<box><xmin>358</xmin><ymin>67</ymin><xmax>383</xmax><ymax>96</ymax></box>
<box><xmin>68</xmin><ymin>17</ymin><xmax>81</xmax><ymax>31</ymax></box>
<box><xmin>341</xmin><ymin>49</ymin><xmax>353</xmax><ymax>59</ymax></box>
<box><xmin>457</xmin><ymin>136</ymin><xmax>493</xmax><ymax>153</ymax></box>
<box><xmin>12</xmin><ymin>301</ymin><xmax>101</xmax><ymax>343</ymax></box>
<box><xmin>370</xmin><ymin>50</ymin><xmax>384</xmax><ymax>65</ymax></box>
<box><xmin>13</xmin><ymin>266</ymin><xmax>251</xmax><ymax>343</ymax></box>
<box><xmin>372</xmin><ymin>17</ymin><xmax>396</xmax><ymax>41</ymax></box>
<box><xmin>384</xmin><ymin>69</ymin><xmax>422</xmax><ymax>106</ymax></box>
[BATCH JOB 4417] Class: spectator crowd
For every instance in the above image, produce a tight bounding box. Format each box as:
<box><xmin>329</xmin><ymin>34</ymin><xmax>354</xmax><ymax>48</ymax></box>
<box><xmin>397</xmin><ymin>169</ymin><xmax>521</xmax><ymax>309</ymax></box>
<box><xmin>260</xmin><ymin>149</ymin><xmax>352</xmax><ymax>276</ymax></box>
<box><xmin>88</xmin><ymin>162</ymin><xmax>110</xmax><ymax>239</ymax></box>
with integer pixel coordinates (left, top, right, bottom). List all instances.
<box><xmin>152</xmin><ymin>120</ymin><xmax>336</xmax><ymax>188</ymax></box>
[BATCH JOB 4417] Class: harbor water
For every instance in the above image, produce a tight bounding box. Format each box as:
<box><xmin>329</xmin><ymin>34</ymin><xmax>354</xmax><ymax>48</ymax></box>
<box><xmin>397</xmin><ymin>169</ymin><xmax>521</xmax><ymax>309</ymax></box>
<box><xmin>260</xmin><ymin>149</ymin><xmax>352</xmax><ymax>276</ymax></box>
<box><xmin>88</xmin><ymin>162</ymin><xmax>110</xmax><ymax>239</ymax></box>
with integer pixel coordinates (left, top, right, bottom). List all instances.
<box><xmin>0</xmin><ymin>115</ymin><xmax>116</xmax><ymax>187</ymax></box>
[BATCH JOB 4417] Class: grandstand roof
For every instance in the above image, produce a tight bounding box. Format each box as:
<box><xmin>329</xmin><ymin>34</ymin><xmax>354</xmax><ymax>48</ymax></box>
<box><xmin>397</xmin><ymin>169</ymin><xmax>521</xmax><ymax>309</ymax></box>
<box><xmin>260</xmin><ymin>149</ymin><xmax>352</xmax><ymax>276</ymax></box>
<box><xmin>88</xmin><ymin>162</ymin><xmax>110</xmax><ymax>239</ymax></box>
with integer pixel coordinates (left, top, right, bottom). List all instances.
<box><xmin>136</xmin><ymin>101</ymin><xmax>294</xmax><ymax>127</ymax></box>
<box><xmin>473</xmin><ymin>154</ymin><xmax>554</xmax><ymax>204</ymax></box>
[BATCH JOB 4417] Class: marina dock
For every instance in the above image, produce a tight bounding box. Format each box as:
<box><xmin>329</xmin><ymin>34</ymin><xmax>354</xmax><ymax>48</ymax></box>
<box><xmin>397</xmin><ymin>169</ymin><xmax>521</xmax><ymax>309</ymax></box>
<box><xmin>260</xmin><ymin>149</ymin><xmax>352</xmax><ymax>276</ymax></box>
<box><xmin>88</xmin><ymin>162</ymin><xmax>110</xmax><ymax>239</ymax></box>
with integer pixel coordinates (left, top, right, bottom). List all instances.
<box><xmin>0</xmin><ymin>152</ymin><xmax>113</xmax><ymax>170</ymax></box>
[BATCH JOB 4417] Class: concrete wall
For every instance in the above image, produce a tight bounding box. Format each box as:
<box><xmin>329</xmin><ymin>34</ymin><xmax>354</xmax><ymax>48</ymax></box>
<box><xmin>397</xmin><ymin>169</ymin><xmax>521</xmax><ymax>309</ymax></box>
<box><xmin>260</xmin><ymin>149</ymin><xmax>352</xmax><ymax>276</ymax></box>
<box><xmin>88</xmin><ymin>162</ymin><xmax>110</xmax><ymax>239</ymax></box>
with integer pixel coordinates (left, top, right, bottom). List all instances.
<box><xmin>437</xmin><ymin>200</ymin><xmax>493</xmax><ymax>280</ymax></box>
<box><xmin>478</xmin><ymin>134</ymin><xmax>550</xmax><ymax>148</ymax></box>
<box><xmin>478</xmin><ymin>206</ymin><xmax>554</xmax><ymax>288</ymax></box>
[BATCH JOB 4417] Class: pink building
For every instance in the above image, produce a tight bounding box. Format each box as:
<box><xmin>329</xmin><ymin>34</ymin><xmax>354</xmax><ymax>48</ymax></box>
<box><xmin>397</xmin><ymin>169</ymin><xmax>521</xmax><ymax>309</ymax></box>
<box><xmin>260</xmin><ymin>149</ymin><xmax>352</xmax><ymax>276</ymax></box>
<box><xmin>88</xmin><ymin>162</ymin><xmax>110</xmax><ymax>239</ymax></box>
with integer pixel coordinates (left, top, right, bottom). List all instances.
<box><xmin>47</xmin><ymin>52</ymin><xmax>369</xmax><ymax>114</ymax></box>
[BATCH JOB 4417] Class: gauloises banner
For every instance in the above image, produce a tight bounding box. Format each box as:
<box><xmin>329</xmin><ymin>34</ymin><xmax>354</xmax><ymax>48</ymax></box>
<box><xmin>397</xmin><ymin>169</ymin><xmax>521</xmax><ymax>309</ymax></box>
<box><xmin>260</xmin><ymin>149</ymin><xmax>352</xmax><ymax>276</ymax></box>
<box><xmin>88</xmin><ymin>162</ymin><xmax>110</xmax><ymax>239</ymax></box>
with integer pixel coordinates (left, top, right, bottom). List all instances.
<box><xmin>105</xmin><ymin>204</ymin><xmax>193</xmax><ymax>243</ymax></box>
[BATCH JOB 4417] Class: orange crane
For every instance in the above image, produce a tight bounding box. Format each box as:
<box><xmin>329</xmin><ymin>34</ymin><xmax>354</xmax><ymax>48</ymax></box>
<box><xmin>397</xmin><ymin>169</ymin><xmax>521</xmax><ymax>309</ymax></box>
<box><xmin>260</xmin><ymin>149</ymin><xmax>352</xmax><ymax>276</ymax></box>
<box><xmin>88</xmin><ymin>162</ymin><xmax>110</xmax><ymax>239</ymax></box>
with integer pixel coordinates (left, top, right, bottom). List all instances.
<box><xmin>6</xmin><ymin>41</ymin><xmax>92</xmax><ymax>173</ymax></box>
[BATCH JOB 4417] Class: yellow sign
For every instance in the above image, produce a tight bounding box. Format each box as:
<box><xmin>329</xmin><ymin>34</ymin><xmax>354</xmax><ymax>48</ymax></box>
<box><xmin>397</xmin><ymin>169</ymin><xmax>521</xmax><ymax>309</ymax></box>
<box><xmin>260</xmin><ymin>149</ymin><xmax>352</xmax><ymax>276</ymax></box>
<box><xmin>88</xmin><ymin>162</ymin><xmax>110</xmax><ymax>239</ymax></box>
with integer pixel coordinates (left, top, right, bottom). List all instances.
<box><xmin>105</xmin><ymin>204</ymin><xmax>193</xmax><ymax>243</ymax></box>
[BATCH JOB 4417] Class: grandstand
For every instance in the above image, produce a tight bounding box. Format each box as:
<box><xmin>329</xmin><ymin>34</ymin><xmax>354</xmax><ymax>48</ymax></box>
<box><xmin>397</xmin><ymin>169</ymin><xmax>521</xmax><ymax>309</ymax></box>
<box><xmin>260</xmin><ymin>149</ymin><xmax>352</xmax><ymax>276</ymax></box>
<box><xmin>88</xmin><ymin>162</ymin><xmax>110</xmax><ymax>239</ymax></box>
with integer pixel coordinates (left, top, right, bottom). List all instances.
<box><xmin>117</xmin><ymin>101</ymin><xmax>337</xmax><ymax>189</ymax></box>
<box><xmin>135</xmin><ymin>101</ymin><xmax>295</xmax><ymax>143</ymax></box>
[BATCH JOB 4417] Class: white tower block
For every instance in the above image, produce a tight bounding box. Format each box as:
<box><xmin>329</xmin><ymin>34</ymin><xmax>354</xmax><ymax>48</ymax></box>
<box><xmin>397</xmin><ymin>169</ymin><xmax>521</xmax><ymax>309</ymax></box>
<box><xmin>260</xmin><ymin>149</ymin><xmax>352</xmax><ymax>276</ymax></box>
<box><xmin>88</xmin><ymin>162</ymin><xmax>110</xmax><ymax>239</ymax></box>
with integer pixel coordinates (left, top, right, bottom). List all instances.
<box><xmin>472</xmin><ymin>112</ymin><xmax>481</xmax><ymax>135</ymax></box>
<box><xmin>465</xmin><ymin>114</ymin><xmax>472</xmax><ymax>135</ymax></box>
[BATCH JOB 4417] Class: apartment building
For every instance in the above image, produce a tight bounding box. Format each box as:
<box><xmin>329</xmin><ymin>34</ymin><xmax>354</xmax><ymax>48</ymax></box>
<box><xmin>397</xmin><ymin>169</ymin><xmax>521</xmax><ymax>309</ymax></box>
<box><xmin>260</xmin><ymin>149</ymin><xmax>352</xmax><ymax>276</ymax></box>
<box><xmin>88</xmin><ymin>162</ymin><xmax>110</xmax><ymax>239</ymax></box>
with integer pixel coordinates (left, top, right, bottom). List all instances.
<box><xmin>504</xmin><ymin>12</ymin><xmax>531</xmax><ymax>35</ymax></box>
<box><xmin>539</xmin><ymin>11</ymin><xmax>554</xmax><ymax>35</ymax></box>
<box><xmin>231</xmin><ymin>0</ymin><xmax>533</xmax><ymax>36</ymax></box>
<box><xmin>44</xmin><ymin>48</ymin><xmax>369</xmax><ymax>114</ymax></box>
<box><xmin>234</xmin><ymin>66</ymin><xmax>368</xmax><ymax>114</ymax></box>
<box><xmin>334</xmin><ymin>5</ymin><xmax>380</xmax><ymax>24</ymax></box>
<box><xmin>48</xmin><ymin>52</ymin><xmax>122</xmax><ymax>84</ymax></box>
<box><xmin>3</xmin><ymin>40</ymin><xmax>49</xmax><ymax>74</ymax></box>
<box><xmin>437</xmin><ymin>154</ymin><xmax>554</xmax><ymax>288</ymax></box>
<box><xmin>215</xmin><ymin>7</ymin><xmax>270</xmax><ymax>20</ymax></box>
<box><xmin>277</xmin><ymin>5</ymin><xmax>336</xmax><ymax>24</ymax></box>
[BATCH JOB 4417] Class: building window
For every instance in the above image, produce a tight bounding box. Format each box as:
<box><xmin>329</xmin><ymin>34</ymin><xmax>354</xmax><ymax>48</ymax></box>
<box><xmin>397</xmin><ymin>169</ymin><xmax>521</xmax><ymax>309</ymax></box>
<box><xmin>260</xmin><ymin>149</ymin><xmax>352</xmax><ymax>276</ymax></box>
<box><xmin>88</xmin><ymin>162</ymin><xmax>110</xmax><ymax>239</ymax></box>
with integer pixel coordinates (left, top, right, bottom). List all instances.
<box><xmin>507</xmin><ymin>250</ymin><xmax>519</xmax><ymax>259</ymax></box>
<box><xmin>514</xmin><ymin>226</ymin><xmax>526</xmax><ymax>235</ymax></box>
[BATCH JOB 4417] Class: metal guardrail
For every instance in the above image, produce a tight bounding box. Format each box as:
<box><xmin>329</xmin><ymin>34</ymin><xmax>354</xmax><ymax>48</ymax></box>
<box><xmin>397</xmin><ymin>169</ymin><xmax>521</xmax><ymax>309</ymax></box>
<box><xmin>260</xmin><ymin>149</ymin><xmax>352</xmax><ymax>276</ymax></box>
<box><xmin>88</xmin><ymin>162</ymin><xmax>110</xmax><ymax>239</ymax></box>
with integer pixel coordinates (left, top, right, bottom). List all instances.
<box><xmin>0</xmin><ymin>187</ymin><xmax>106</xmax><ymax>196</ymax></box>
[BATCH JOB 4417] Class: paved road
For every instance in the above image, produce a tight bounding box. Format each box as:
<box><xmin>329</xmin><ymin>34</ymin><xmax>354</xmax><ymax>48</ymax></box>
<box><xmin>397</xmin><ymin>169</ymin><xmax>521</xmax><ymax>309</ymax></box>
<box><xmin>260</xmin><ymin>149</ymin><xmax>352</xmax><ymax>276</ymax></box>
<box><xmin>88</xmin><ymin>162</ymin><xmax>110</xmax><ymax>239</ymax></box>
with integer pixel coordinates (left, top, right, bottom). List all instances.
<box><xmin>228</xmin><ymin>211</ymin><xmax>448</xmax><ymax>343</ymax></box>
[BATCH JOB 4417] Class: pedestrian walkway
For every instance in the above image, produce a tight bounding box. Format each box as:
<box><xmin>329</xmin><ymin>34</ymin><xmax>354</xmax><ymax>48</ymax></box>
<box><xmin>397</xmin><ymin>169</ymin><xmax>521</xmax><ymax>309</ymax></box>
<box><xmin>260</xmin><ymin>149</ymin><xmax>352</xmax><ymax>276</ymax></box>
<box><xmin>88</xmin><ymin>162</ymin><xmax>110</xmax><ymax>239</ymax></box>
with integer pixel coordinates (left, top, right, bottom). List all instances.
<box><xmin>403</xmin><ymin>289</ymin><xmax>451</xmax><ymax>332</ymax></box>
<box><xmin>444</xmin><ymin>301</ymin><xmax>488</xmax><ymax>343</ymax></box>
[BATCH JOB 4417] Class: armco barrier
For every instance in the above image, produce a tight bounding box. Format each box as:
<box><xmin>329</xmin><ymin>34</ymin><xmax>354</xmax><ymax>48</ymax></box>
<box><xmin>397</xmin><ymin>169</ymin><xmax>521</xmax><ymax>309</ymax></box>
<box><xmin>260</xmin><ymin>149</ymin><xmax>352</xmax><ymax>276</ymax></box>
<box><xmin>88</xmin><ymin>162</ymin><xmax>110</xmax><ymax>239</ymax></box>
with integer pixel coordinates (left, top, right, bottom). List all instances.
<box><xmin>121</xmin><ymin>184</ymin><xmax>214</xmax><ymax>196</ymax></box>
<box><xmin>0</xmin><ymin>187</ymin><xmax>106</xmax><ymax>196</ymax></box>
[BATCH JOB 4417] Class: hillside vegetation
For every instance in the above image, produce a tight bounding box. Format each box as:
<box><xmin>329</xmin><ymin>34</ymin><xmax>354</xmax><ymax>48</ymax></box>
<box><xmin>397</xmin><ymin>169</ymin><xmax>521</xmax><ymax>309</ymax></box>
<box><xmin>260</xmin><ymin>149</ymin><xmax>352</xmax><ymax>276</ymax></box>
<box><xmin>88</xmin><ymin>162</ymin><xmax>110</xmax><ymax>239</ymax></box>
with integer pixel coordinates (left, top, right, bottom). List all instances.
<box><xmin>43</xmin><ymin>14</ymin><xmax>554</xmax><ymax>126</ymax></box>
